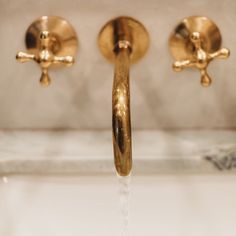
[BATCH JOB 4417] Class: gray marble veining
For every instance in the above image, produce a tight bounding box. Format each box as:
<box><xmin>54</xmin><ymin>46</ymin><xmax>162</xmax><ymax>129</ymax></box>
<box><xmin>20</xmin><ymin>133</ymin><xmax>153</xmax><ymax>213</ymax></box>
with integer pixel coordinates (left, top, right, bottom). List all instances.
<box><xmin>0</xmin><ymin>130</ymin><xmax>236</xmax><ymax>175</ymax></box>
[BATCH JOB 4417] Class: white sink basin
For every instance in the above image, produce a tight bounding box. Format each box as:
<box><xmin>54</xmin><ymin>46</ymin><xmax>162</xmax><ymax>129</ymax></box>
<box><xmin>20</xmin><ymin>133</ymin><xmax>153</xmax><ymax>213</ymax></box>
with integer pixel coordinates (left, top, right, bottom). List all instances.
<box><xmin>0</xmin><ymin>130</ymin><xmax>236</xmax><ymax>235</ymax></box>
<box><xmin>1</xmin><ymin>174</ymin><xmax>236</xmax><ymax>236</ymax></box>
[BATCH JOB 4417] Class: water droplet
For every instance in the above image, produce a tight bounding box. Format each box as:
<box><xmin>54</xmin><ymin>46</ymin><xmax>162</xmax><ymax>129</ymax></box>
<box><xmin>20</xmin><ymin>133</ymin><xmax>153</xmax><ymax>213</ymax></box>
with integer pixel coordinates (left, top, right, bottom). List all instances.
<box><xmin>2</xmin><ymin>176</ymin><xmax>8</xmax><ymax>184</ymax></box>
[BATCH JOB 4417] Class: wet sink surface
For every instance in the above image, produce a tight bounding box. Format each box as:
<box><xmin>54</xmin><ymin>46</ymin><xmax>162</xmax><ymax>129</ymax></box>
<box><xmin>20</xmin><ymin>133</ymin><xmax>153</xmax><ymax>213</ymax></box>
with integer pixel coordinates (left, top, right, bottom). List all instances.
<box><xmin>1</xmin><ymin>175</ymin><xmax>236</xmax><ymax>236</ymax></box>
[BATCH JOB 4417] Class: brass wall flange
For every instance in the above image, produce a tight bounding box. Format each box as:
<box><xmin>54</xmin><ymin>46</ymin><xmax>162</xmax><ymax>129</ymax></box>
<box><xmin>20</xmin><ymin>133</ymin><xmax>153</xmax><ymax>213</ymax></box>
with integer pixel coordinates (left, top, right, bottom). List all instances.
<box><xmin>98</xmin><ymin>16</ymin><xmax>149</xmax><ymax>64</ymax></box>
<box><xmin>169</xmin><ymin>16</ymin><xmax>230</xmax><ymax>87</ymax></box>
<box><xmin>16</xmin><ymin>16</ymin><xmax>78</xmax><ymax>87</ymax></box>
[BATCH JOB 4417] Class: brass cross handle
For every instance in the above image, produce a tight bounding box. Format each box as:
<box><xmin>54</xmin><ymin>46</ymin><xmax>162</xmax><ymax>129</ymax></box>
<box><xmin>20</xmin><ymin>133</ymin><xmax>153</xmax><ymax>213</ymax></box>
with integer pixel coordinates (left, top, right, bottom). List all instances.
<box><xmin>173</xmin><ymin>32</ymin><xmax>230</xmax><ymax>87</ymax></box>
<box><xmin>16</xmin><ymin>16</ymin><xmax>78</xmax><ymax>87</ymax></box>
<box><xmin>170</xmin><ymin>16</ymin><xmax>230</xmax><ymax>87</ymax></box>
<box><xmin>16</xmin><ymin>31</ymin><xmax>74</xmax><ymax>86</ymax></box>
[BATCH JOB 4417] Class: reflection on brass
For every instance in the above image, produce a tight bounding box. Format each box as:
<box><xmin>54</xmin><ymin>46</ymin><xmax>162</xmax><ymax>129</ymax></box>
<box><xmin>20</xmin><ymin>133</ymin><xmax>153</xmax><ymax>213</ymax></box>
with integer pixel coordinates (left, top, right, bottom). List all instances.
<box><xmin>169</xmin><ymin>16</ymin><xmax>230</xmax><ymax>87</ymax></box>
<box><xmin>16</xmin><ymin>16</ymin><xmax>78</xmax><ymax>87</ymax></box>
<box><xmin>98</xmin><ymin>16</ymin><xmax>149</xmax><ymax>176</ymax></box>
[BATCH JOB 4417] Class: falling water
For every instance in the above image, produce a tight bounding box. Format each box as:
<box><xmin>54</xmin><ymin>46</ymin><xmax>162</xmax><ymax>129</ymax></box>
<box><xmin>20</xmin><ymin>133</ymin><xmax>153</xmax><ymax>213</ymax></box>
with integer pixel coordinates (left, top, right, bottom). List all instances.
<box><xmin>118</xmin><ymin>175</ymin><xmax>131</xmax><ymax>236</ymax></box>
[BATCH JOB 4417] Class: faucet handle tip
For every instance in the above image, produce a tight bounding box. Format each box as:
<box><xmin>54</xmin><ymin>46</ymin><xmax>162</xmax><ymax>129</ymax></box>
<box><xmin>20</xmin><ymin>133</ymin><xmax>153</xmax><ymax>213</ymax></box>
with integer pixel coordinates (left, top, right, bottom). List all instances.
<box><xmin>16</xmin><ymin>51</ymin><xmax>35</xmax><ymax>63</ymax></box>
<box><xmin>40</xmin><ymin>69</ymin><xmax>51</xmax><ymax>87</ymax></box>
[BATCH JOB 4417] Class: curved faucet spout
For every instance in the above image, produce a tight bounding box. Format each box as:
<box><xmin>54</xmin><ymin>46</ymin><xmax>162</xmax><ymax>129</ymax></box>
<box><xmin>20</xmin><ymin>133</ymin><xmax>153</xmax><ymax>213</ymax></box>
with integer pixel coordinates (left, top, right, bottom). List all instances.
<box><xmin>113</xmin><ymin>42</ymin><xmax>132</xmax><ymax>176</ymax></box>
<box><xmin>98</xmin><ymin>16</ymin><xmax>149</xmax><ymax>177</ymax></box>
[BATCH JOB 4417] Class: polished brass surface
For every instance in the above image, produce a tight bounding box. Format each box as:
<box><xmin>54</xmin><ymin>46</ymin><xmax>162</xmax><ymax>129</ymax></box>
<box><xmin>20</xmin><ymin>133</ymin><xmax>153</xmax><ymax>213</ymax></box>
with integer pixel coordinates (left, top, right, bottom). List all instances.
<box><xmin>16</xmin><ymin>16</ymin><xmax>78</xmax><ymax>87</ymax></box>
<box><xmin>98</xmin><ymin>16</ymin><xmax>149</xmax><ymax>64</ymax></box>
<box><xmin>98</xmin><ymin>17</ymin><xmax>149</xmax><ymax>176</ymax></box>
<box><xmin>112</xmin><ymin>42</ymin><xmax>132</xmax><ymax>176</ymax></box>
<box><xmin>169</xmin><ymin>16</ymin><xmax>230</xmax><ymax>87</ymax></box>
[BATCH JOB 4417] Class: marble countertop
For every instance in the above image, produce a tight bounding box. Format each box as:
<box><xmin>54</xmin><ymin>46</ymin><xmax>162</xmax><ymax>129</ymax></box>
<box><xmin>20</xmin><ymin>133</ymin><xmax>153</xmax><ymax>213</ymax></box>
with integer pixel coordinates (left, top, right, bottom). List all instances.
<box><xmin>0</xmin><ymin>130</ymin><xmax>236</xmax><ymax>175</ymax></box>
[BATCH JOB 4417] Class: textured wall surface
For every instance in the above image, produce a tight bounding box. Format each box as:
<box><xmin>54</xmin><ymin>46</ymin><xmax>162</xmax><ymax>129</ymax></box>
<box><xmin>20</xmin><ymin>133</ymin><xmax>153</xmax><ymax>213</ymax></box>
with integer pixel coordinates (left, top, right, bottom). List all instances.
<box><xmin>0</xmin><ymin>0</ymin><xmax>236</xmax><ymax>129</ymax></box>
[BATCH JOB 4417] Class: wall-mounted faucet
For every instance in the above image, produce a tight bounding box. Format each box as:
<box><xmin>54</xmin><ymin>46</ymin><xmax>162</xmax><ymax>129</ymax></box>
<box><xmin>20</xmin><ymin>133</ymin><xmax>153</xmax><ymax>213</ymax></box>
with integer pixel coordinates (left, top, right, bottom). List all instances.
<box><xmin>169</xmin><ymin>16</ymin><xmax>230</xmax><ymax>87</ymax></box>
<box><xmin>16</xmin><ymin>16</ymin><xmax>78</xmax><ymax>87</ymax></box>
<box><xmin>98</xmin><ymin>16</ymin><xmax>149</xmax><ymax>176</ymax></box>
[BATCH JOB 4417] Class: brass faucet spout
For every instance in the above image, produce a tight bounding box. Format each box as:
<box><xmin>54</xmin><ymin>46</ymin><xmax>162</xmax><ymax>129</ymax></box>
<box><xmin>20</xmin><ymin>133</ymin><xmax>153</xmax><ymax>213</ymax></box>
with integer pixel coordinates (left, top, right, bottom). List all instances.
<box><xmin>113</xmin><ymin>42</ymin><xmax>132</xmax><ymax>176</ymax></box>
<box><xmin>98</xmin><ymin>16</ymin><xmax>149</xmax><ymax>176</ymax></box>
